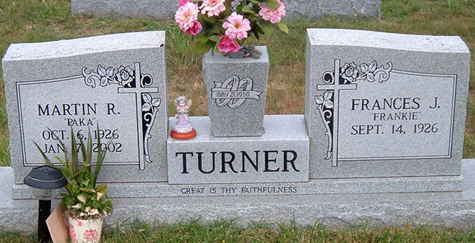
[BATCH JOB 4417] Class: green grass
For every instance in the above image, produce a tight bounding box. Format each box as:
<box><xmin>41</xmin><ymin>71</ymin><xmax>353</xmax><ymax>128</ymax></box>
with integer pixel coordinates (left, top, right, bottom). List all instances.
<box><xmin>99</xmin><ymin>219</ymin><xmax>475</xmax><ymax>242</ymax></box>
<box><xmin>0</xmin><ymin>1</ymin><xmax>474</xmax><ymax>166</ymax></box>
<box><xmin>2</xmin><ymin>219</ymin><xmax>475</xmax><ymax>242</ymax></box>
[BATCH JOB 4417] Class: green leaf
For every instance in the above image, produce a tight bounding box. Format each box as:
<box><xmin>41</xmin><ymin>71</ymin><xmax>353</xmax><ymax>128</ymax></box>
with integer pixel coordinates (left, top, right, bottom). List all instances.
<box><xmin>241</xmin><ymin>5</ymin><xmax>255</xmax><ymax>13</ymax></box>
<box><xmin>263</xmin><ymin>0</ymin><xmax>279</xmax><ymax>9</ymax></box>
<box><xmin>276</xmin><ymin>22</ymin><xmax>289</xmax><ymax>33</ymax></box>
<box><xmin>221</xmin><ymin>2</ymin><xmax>232</xmax><ymax>16</ymax></box>
<box><xmin>200</xmin><ymin>33</ymin><xmax>210</xmax><ymax>44</ymax></box>
<box><xmin>86</xmin><ymin>128</ymin><xmax>93</xmax><ymax>166</ymax></box>
<box><xmin>194</xmin><ymin>40</ymin><xmax>216</xmax><ymax>54</ymax></box>
<box><xmin>210</xmin><ymin>24</ymin><xmax>224</xmax><ymax>36</ymax></box>
<box><xmin>33</xmin><ymin>142</ymin><xmax>54</xmax><ymax>166</ymax></box>
<box><xmin>105</xmin><ymin>200</ymin><xmax>113</xmax><ymax>213</ymax></box>
<box><xmin>69</xmin><ymin>180</ymin><xmax>80</xmax><ymax>191</ymax></box>
<box><xmin>202</xmin><ymin>14</ymin><xmax>217</xmax><ymax>24</ymax></box>
<box><xmin>236</xmin><ymin>4</ymin><xmax>243</xmax><ymax>13</ymax></box>
<box><xmin>258</xmin><ymin>20</ymin><xmax>275</xmax><ymax>34</ymax></box>
<box><xmin>208</xmin><ymin>34</ymin><xmax>220</xmax><ymax>43</ymax></box>
<box><xmin>60</xmin><ymin>167</ymin><xmax>71</xmax><ymax>181</ymax></box>
<box><xmin>95</xmin><ymin>184</ymin><xmax>108</xmax><ymax>194</ymax></box>
<box><xmin>80</xmin><ymin>187</ymin><xmax>96</xmax><ymax>194</ymax></box>
<box><xmin>251</xmin><ymin>29</ymin><xmax>260</xmax><ymax>40</ymax></box>
<box><xmin>93</xmin><ymin>124</ymin><xmax>110</xmax><ymax>187</ymax></box>
<box><xmin>62</xmin><ymin>196</ymin><xmax>76</xmax><ymax>208</ymax></box>
<box><xmin>92</xmin><ymin>201</ymin><xmax>103</xmax><ymax>211</ymax></box>
<box><xmin>78</xmin><ymin>134</ymin><xmax>86</xmax><ymax>165</ymax></box>
<box><xmin>70</xmin><ymin>128</ymin><xmax>79</xmax><ymax>175</ymax></box>
<box><xmin>65</xmin><ymin>183</ymin><xmax>73</xmax><ymax>194</ymax></box>
<box><xmin>254</xmin><ymin>24</ymin><xmax>265</xmax><ymax>35</ymax></box>
<box><xmin>55</xmin><ymin>156</ymin><xmax>65</xmax><ymax>166</ymax></box>
<box><xmin>77</xmin><ymin>174</ymin><xmax>91</xmax><ymax>187</ymax></box>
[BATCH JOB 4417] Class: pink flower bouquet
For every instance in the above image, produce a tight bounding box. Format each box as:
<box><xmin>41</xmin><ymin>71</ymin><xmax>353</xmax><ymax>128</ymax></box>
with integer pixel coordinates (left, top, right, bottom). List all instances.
<box><xmin>175</xmin><ymin>0</ymin><xmax>288</xmax><ymax>55</ymax></box>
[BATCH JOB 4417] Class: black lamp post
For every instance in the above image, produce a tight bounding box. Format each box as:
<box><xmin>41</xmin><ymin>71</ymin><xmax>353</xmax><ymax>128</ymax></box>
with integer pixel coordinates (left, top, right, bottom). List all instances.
<box><xmin>24</xmin><ymin>165</ymin><xmax>68</xmax><ymax>243</ymax></box>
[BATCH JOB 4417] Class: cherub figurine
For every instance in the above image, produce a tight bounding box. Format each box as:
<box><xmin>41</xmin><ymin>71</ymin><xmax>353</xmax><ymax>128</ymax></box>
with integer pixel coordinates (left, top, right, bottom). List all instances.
<box><xmin>171</xmin><ymin>95</ymin><xmax>196</xmax><ymax>139</ymax></box>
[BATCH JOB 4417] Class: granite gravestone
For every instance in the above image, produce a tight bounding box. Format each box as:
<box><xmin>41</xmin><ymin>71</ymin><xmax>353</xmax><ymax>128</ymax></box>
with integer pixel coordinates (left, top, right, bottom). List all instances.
<box><xmin>71</xmin><ymin>0</ymin><xmax>380</xmax><ymax>20</ymax></box>
<box><xmin>2</xmin><ymin>31</ymin><xmax>168</xmax><ymax>198</ymax></box>
<box><xmin>1</xmin><ymin>29</ymin><xmax>474</xmax><ymax>234</ymax></box>
<box><xmin>305</xmin><ymin>29</ymin><xmax>470</xmax><ymax>185</ymax></box>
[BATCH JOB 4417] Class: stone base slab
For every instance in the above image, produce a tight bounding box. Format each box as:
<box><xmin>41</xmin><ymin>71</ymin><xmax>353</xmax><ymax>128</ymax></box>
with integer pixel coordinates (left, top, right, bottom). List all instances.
<box><xmin>3</xmin><ymin>161</ymin><xmax>474</xmax><ymax>233</ymax></box>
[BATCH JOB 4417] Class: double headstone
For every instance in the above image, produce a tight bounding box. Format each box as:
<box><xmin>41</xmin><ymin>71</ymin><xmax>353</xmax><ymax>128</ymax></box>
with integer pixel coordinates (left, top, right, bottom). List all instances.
<box><xmin>1</xmin><ymin>28</ymin><xmax>472</xmax><ymax>229</ymax></box>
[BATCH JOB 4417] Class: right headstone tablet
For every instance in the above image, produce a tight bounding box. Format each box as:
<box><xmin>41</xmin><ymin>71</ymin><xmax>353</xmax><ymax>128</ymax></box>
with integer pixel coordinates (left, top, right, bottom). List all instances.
<box><xmin>305</xmin><ymin>29</ymin><xmax>471</xmax><ymax>179</ymax></box>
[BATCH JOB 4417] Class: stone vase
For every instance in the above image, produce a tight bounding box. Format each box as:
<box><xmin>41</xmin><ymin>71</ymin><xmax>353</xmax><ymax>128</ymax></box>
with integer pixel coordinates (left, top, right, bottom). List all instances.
<box><xmin>202</xmin><ymin>46</ymin><xmax>269</xmax><ymax>137</ymax></box>
<box><xmin>68</xmin><ymin>216</ymin><xmax>103</xmax><ymax>243</ymax></box>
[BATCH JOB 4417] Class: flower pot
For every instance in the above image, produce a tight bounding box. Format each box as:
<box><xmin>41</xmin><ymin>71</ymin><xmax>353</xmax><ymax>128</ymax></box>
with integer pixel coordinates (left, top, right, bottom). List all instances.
<box><xmin>202</xmin><ymin>46</ymin><xmax>269</xmax><ymax>137</ymax></box>
<box><xmin>68</xmin><ymin>216</ymin><xmax>103</xmax><ymax>243</ymax></box>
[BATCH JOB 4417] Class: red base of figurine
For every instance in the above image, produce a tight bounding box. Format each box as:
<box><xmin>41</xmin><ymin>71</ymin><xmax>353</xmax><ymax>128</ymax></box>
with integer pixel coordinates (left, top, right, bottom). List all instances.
<box><xmin>171</xmin><ymin>129</ymin><xmax>197</xmax><ymax>140</ymax></box>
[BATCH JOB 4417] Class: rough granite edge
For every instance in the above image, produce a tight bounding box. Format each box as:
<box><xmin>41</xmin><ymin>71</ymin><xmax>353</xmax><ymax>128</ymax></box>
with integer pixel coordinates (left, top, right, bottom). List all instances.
<box><xmin>2</xmin><ymin>31</ymin><xmax>165</xmax><ymax>61</ymax></box>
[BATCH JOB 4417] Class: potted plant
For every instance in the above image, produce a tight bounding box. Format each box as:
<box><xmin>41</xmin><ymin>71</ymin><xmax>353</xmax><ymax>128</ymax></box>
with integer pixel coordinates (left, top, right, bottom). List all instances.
<box><xmin>36</xmin><ymin>127</ymin><xmax>113</xmax><ymax>243</ymax></box>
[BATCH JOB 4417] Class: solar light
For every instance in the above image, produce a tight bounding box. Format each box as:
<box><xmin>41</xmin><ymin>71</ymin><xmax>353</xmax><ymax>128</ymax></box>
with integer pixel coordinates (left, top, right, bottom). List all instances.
<box><xmin>24</xmin><ymin>165</ymin><xmax>67</xmax><ymax>242</ymax></box>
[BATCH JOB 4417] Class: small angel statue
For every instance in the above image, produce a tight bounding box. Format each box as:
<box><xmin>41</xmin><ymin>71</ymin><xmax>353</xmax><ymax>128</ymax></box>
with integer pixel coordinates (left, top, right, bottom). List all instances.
<box><xmin>171</xmin><ymin>95</ymin><xmax>196</xmax><ymax>140</ymax></box>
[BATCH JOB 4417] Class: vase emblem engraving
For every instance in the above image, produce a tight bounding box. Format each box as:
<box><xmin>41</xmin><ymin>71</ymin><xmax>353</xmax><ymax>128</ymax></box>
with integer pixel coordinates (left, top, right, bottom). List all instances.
<box><xmin>211</xmin><ymin>75</ymin><xmax>263</xmax><ymax>109</ymax></box>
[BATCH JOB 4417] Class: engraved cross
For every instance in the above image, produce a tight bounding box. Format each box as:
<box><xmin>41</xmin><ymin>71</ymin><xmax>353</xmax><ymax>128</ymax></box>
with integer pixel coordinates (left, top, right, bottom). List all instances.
<box><xmin>118</xmin><ymin>63</ymin><xmax>159</xmax><ymax>170</ymax></box>
<box><xmin>317</xmin><ymin>60</ymin><xmax>357</xmax><ymax>167</ymax></box>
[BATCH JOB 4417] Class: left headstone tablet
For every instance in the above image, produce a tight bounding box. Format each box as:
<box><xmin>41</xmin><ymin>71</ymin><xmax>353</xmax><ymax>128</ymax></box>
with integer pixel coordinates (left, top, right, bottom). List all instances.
<box><xmin>2</xmin><ymin>31</ymin><xmax>168</xmax><ymax>198</ymax></box>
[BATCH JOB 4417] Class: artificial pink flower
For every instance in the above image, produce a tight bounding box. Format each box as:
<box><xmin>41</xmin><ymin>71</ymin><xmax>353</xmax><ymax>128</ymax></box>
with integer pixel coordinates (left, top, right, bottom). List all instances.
<box><xmin>218</xmin><ymin>35</ymin><xmax>241</xmax><ymax>53</ymax></box>
<box><xmin>259</xmin><ymin>0</ymin><xmax>286</xmax><ymax>23</ymax></box>
<box><xmin>200</xmin><ymin>0</ymin><xmax>226</xmax><ymax>17</ymax></box>
<box><xmin>222</xmin><ymin>12</ymin><xmax>251</xmax><ymax>40</ymax></box>
<box><xmin>178</xmin><ymin>0</ymin><xmax>191</xmax><ymax>6</ymax></box>
<box><xmin>175</xmin><ymin>2</ymin><xmax>200</xmax><ymax>32</ymax></box>
<box><xmin>185</xmin><ymin>21</ymin><xmax>202</xmax><ymax>35</ymax></box>
<box><xmin>83</xmin><ymin>229</ymin><xmax>99</xmax><ymax>242</ymax></box>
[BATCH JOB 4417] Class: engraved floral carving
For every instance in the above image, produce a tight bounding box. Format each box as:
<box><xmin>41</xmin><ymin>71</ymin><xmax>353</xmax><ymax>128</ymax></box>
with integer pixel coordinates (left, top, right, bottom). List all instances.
<box><xmin>82</xmin><ymin>63</ymin><xmax>160</xmax><ymax>169</ymax></box>
<box><xmin>116</xmin><ymin>65</ymin><xmax>134</xmax><ymax>87</ymax></box>
<box><xmin>142</xmin><ymin>93</ymin><xmax>161</xmax><ymax>113</ymax></box>
<box><xmin>315</xmin><ymin>90</ymin><xmax>334</xmax><ymax>109</ymax></box>
<box><xmin>315</xmin><ymin>90</ymin><xmax>334</xmax><ymax>160</ymax></box>
<box><xmin>97</xmin><ymin>65</ymin><xmax>116</xmax><ymax>86</ymax></box>
<box><xmin>340</xmin><ymin>60</ymin><xmax>392</xmax><ymax>84</ymax></box>
<box><xmin>341</xmin><ymin>62</ymin><xmax>359</xmax><ymax>83</ymax></box>
<box><xmin>82</xmin><ymin>64</ymin><xmax>136</xmax><ymax>88</ymax></box>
